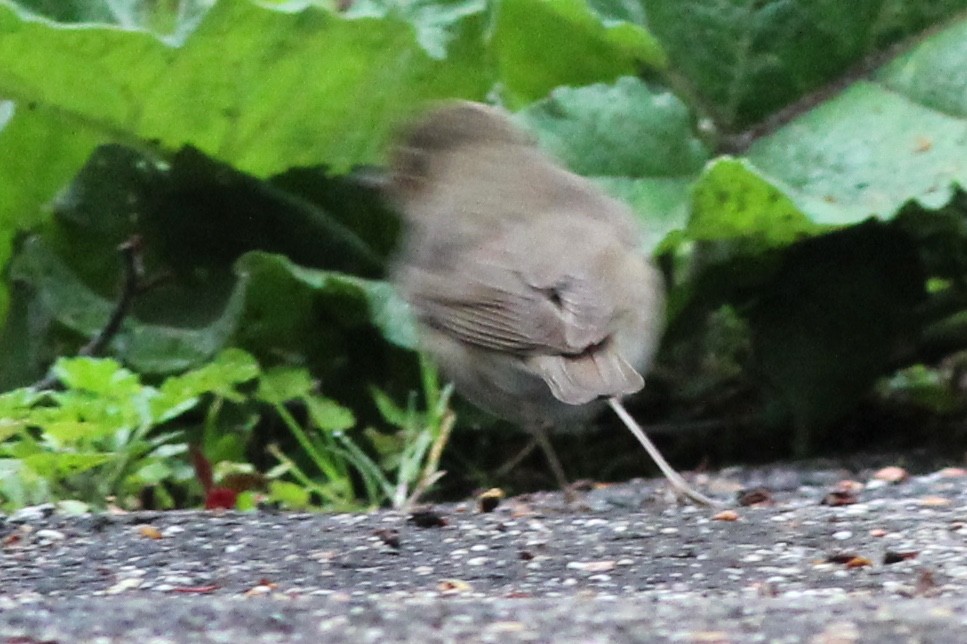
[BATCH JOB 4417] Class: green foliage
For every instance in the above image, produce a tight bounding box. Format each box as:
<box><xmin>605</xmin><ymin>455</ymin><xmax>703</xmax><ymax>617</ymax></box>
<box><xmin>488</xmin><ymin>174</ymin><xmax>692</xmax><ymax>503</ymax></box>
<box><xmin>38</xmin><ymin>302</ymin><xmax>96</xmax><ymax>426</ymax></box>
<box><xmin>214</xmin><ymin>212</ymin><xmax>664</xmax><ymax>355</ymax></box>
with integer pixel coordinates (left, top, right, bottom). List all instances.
<box><xmin>3</xmin><ymin>0</ymin><xmax>967</xmax><ymax>506</ymax></box>
<box><xmin>642</xmin><ymin>0</ymin><xmax>967</xmax><ymax>130</ymax></box>
<box><xmin>0</xmin><ymin>348</ymin><xmax>451</xmax><ymax>511</ymax></box>
<box><xmin>257</xmin><ymin>355</ymin><xmax>453</xmax><ymax>510</ymax></box>
<box><xmin>0</xmin><ymin>349</ymin><xmax>258</xmax><ymax>509</ymax></box>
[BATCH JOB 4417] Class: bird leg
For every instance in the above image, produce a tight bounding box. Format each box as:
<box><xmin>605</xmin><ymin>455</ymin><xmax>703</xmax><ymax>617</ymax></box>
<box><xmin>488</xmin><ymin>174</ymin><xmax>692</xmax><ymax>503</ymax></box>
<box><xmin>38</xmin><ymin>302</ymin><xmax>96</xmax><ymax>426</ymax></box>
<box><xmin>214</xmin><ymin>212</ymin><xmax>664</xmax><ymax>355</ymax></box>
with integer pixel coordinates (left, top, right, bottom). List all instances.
<box><xmin>493</xmin><ymin>438</ymin><xmax>539</xmax><ymax>479</ymax></box>
<box><xmin>495</xmin><ymin>424</ymin><xmax>577</xmax><ymax>501</ymax></box>
<box><xmin>608</xmin><ymin>397</ymin><xmax>718</xmax><ymax>507</ymax></box>
<box><xmin>532</xmin><ymin>424</ymin><xmax>573</xmax><ymax>498</ymax></box>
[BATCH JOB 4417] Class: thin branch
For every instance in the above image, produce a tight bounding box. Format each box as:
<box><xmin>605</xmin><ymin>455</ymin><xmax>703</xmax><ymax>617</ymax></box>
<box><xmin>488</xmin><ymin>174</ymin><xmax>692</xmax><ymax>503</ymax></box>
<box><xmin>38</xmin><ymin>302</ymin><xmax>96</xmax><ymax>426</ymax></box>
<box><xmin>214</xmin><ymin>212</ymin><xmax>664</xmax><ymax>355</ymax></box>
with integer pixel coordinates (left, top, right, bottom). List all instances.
<box><xmin>78</xmin><ymin>235</ymin><xmax>145</xmax><ymax>358</ymax></box>
<box><xmin>32</xmin><ymin>235</ymin><xmax>148</xmax><ymax>391</ymax></box>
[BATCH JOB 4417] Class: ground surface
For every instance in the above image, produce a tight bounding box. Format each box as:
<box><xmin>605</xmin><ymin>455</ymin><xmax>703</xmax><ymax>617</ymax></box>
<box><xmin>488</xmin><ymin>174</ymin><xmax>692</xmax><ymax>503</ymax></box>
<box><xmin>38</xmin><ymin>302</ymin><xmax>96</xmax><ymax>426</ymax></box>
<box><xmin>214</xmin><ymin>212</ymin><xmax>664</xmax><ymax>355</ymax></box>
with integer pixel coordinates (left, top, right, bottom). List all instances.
<box><xmin>2</xmin><ymin>457</ymin><xmax>967</xmax><ymax>642</ymax></box>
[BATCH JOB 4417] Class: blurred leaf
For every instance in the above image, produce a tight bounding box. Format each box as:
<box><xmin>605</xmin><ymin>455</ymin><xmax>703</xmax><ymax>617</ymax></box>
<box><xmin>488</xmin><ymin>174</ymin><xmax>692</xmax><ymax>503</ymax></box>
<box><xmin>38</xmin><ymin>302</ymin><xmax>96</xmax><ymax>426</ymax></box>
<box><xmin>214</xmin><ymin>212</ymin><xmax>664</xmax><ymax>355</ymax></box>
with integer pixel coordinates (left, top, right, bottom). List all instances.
<box><xmin>268</xmin><ymin>479</ymin><xmax>311</xmax><ymax>509</ymax></box>
<box><xmin>152</xmin><ymin>348</ymin><xmax>260</xmax><ymax>422</ymax></box>
<box><xmin>130</xmin><ymin>459</ymin><xmax>175</xmax><ymax>486</ymax></box>
<box><xmin>364</xmin><ymin>425</ymin><xmax>406</xmax><ymax>464</ymax></box>
<box><xmin>0</xmin><ymin>234</ymin><xmax>415</xmax><ymax>388</ymax></box>
<box><xmin>21</xmin><ymin>451</ymin><xmax>115</xmax><ymax>477</ymax></box>
<box><xmin>748</xmin><ymin>88</ymin><xmax>967</xmax><ymax>222</ymax></box>
<box><xmin>305</xmin><ymin>394</ymin><xmax>356</xmax><ymax>432</ymax></box>
<box><xmin>0</xmin><ymin>101</ymin><xmax>100</xmax><ymax>319</ymax></box>
<box><xmin>54</xmin><ymin>498</ymin><xmax>90</xmax><ymax>514</ymax></box>
<box><xmin>879</xmin><ymin>16</ymin><xmax>967</xmax><ymax>119</ymax></box>
<box><xmin>877</xmin><ymin>364</ymin><xmax>962</xmax><ymax>415</ymax></box>
<box><xmin>39</xmin><ymin>420</ymin><xmax>125</xmax><ymax>445</ymax></box>
<box><xmin>0</xmin><ymin>459</ymin><xmax>50</xmax><ymax>508</ymax></box>
<box><xmin>344</xmin><ymin>0</ymin><xmax>486</xmax><ymax>59</ymax></box>
<box><xmin>371</xmin><ymin>386</ymin><xmax>410</xmax><ymax>427</ymax></box>
<box><xmin>51</xmin><ymin>356</ymin><xmax>140</xmax><ymax>396</ymax></box>
<box><xmin>256</xmin><ymin>366</ymin><xmax>315</xmax><ymax>405</ymax></box>
<box><xmin>15</xmin><ymin>0</ymin><xmax>116</xmax><ymax>22</ymax></box>
<box><xmin>0</xmin><ymin>387</ymin><xmax>41</xmax><ymax>418</ymax></box>
<box><xmin>49</xmin><ymin>145</ymin><xmax>386</xmax><ymax>291</ymax></box>
<box><xmin>234</xmin><ymin>251</ymin><xmax>418</xmax><ymax>352</ymax></box>
<box><xmin>15</xmin><ymin>0</ymin><xmax>211</xmax><ymax>40</ymax></box>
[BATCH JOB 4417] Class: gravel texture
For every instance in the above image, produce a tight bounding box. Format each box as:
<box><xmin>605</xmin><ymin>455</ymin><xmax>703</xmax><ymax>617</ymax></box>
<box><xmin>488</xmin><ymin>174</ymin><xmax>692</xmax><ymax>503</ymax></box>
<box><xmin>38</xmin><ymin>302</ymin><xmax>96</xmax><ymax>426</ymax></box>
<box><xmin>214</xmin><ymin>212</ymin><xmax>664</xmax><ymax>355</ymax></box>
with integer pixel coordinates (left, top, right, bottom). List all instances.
<box><xmin>2</xmin><ymin>459</ymin><xmax>966</xmax><ymax>642</ymax></box>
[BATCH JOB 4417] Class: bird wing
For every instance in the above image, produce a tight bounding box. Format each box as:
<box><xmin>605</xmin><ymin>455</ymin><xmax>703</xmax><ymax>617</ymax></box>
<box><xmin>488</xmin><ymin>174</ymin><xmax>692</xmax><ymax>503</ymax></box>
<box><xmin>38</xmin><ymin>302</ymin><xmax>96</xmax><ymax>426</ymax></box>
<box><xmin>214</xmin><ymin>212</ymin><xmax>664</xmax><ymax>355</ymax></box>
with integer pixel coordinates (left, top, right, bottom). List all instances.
<box><xmin>401</xmin><ymin>257</ymin><xmax>578</xmax><ymax>354</ymax></box>
<box><xmin>400</xmin><ymin>223</ymin><xmax>645</xmax><ymax>405</ymax></box>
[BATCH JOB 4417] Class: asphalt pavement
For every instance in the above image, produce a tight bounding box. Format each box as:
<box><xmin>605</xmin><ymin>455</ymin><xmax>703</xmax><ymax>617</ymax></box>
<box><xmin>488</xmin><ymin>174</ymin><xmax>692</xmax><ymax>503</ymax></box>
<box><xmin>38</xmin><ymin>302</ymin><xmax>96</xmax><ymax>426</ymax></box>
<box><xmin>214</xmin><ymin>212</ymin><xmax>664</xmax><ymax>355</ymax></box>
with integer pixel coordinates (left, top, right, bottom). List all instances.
<box><xmin>2</xmin><ymin>457</ymin><xmax>966</xmax><ymax>642</ymax></box>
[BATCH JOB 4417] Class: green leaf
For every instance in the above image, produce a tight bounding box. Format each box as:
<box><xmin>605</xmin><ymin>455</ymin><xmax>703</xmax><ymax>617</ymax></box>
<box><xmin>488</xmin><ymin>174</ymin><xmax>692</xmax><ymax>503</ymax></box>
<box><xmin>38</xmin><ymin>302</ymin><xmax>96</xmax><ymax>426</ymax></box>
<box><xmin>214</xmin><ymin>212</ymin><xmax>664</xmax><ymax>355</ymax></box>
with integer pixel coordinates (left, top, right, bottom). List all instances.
<box><xmin>0</xmin><ymin>101</ymin><xmax>100</xmax><ymax>321</ymax></box>
<box><xmin>51</xmin><ymin>356</ymin><xmax>141</xmax><ymax>396</ymax></box>
<box><xmin>235</xmin><ymin>251</ymin><xmax>418</xmax><ymax>351</ymax></box>
<box><xmin>515</xmin><ymin>77</ymin><xmax>709</xmax><ymax>251</ymax></box>
<box><xmin>38</xmin><ymin>420</ymin><xmax>124</xmax><ymax>446</ymax></box>
<box><xmin>492</xmin><ymin>0</ymin><xmax>665</xmax><ymax>105</ymax></box>
<box><xmin>877</xmin><ymin>364</ymin><xmax>962</xmax><ymax>415</ymax></box>
<box><xmin>15</xmin><ymin>0</ymin><xmax>209</xmax><ymax>39</ymax></box>
<box><xmin>152</xmin><ymin>348</ymin><xmax>260</xmax><ymax>422</ymax></box>
<box><xmin>747</xmin><ymin>79</ymin><xmax>967</xmax><ymax>223</ymax></box>
<box><xmin>20</xmin><ymin>451</ymin><xmax>115</xmax><ymax>477</ymax></box>
<box><xmin>596</xmin><ymin>176</ymin><xmax>697</xmax><ymax>254</ymax></box>
<box><xmin>517</xmin><ymin>76</ymin><xmax>706</xmax><ymax>178</ymax></box>
<box><xmin>0</xmin><ymin>387</ymin><xmax>41</xmax><ymax>418</ymax></box>
<box><xmin>268</xmin><ymin>479</ymin><xmax>311</xmax><ymax>510</ymax></box>
<box><xmin>0</xmin><ymin>235</ymin><xmax>414</xmax><ymax>388</ymax></box>
<box><xmin>642</xmin><ymin>0</ymin><xmax>967</xmax><ymax>129</ymax></box>
<box><xmin>689</xmin><ymin>158</ymin><xmax>826</xmax><ymax>249</ymax></box>
<box><xmin>363</xmin><ymin>425</ymin><xmax>406</xmax><ymax>464</ymax></box>
<box><xmin>0</xmin><ymin>458</ymin><xmax>50</xmax><ymax>509</ymax></box>
<box><xmin>879</xmin><ymin>16</ymin><xmax>967</xmax><ymax>119</ymax></box>
<box><xmin>55</xmin><ymin>499</ymin><xmax>91</xmax><ymax>515</ymax></box>
<box><xmin>257</xmin><ymin>366</ymin><xmax>315</xmax><ymax>405</ymax></box>
<box><xmin>129</xmin><ymin>459</ymin><xmax>174</xmax><ymax>486</ymax></box>
<box><xmin>0</xmin><ymin>0</ymin><xmax>490</xmax><ymax>178</ymax></box>
<box><xmin>371</xmin><ymin>386</ymin><xmax>410</xmax><ymax>428</ymax></box>
<box><xmin>15</xmin><ymin>0</ymin><xmax>116</xmax><ymax>23</ymax></box>
<box><xmin>0</xmin><ymin>420</ymin><xmax>21</xmax><ymax>443</ymax></box>
<box><xmin>344</xmin><ymin>0</ymin><xmax>486</xmax><ymax>60</ymax></box>
<box><xmin>0</xmin><ymin>236</ymin><xmax>244</xmax><ymax>386</ymax></box>
<box><xmin>305</xmin><ymin>394</ymin><xmax>356</xmax><ymax>432</ymax></box>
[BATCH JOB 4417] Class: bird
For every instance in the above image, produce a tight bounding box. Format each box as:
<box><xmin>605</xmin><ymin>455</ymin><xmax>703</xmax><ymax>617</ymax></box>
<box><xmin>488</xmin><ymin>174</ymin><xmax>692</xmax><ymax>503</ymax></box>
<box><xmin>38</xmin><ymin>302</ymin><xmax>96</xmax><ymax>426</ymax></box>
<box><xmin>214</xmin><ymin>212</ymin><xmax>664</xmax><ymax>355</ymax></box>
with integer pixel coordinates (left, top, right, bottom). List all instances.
<box><xmin>387</xmin><ymin>100</ymin><xmax>713</xmax><ymax>506</ymax></box>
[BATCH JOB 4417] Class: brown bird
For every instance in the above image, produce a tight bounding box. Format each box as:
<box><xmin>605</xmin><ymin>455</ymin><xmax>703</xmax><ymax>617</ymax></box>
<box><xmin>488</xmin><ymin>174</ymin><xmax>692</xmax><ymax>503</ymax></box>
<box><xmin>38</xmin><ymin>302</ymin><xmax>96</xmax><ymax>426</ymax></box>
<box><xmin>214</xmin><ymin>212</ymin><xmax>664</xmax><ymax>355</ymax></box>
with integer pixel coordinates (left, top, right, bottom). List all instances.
<box><xmin>388</xmin><ymin>101</ymin><xmax>713</xmax><ymax>505</ymax></box>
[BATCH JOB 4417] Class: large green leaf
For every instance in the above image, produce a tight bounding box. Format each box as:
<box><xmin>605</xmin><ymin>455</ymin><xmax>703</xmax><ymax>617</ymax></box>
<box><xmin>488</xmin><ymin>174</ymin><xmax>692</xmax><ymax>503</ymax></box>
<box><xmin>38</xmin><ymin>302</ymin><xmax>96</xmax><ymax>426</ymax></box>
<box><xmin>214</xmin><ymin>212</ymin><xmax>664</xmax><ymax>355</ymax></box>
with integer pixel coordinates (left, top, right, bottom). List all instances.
<box><xmin>234</xmin><ymin>251</ymin><xmax>416</xmax><ymax>353</ymax></box>
<box><xmin>491</xmin><ymin>0</ymin><xmax>665</xmax><ymax>106</ymax></box>
<box><xmin>344</xmin><ymin>0</ymin><xmax>486</xmax><ymax>59</ymax></box>
<box><xmin>642</xmin><ymin>0</ymin><xmax>967</xmax><ymax>130</ymax></box>
<box><xmin>516</xmin><ymin>76</ymin><xmax>706</xmax><ymax>178</ymax></box>
<box><xmin>747</xmin><ymin>17</ymin><xmax>967</xmax><ymax>223</ymax></box>
<box><xmin>516</xmin><ymin>77</ymin><xmax>709</xmax><ymax>250</ymax></box>
<box><xmin>689</xmin><ymin>158</ymin><xmax>825</xmax><ymax>248</ymax></box>
<box><xmin>0</xmin><ymin>0</ymin><xmax>663</xmax><ymax>315</ymax></box>
<box><xmin>0</xmin><ymin>102</ymin><xmax>100</xmax><ymax>319</ymax></box>
<box><xmin>15</xmin><ymin>0</ymin><xmax>211</xmax><ymax>41</ymax></box>
<box><xmin>0</xmin><ymin>234</ymin><xmax>415</xmax><ymax>387</ymax></box>
<box><xmin>0</xmin><ymin>236</ymin><xmax>244</xmax><ymax>387</ymax></box>
<box><xmin>0</xmin><ymin>0</ymin><xmax>491</xmax><ymax>230</ymax></box>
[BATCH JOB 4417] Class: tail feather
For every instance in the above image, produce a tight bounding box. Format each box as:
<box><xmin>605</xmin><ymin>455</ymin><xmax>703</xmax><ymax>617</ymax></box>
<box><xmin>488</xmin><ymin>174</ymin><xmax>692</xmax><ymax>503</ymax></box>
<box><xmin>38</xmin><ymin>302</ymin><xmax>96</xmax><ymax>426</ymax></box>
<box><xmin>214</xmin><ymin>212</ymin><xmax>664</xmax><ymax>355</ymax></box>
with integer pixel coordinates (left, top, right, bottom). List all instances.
<box><xmin>532</xmin><ymin>351</ymin><xmax>643</xmax><ymax>405</ymax></box>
